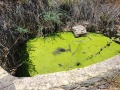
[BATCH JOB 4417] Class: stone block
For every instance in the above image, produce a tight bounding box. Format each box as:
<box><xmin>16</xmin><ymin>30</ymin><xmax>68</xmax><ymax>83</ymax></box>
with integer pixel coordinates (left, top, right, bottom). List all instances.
<box><xmin>72</xmin><ymin>25</ymin><xmax>87</xmax><ymax>37</ymax></box>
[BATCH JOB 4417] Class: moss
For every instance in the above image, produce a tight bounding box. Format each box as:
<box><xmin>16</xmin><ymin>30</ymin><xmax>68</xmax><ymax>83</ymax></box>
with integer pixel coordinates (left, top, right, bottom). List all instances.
<box><xmin>26</xmin><ymin>32</ymin><xmax>120</xmax><ymax>76</ymax></box>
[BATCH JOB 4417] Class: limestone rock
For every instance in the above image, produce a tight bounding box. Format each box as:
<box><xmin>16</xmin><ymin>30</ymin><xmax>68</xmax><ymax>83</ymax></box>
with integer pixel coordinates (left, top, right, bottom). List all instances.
<box><xmin>72</xmin><ymin>25</ymin><xmax>87</xmax><ymax>37</ymax></box>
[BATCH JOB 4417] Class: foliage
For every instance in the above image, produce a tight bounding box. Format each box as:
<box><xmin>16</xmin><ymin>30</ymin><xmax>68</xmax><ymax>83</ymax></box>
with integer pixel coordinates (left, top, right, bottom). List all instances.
<box><xmin>15</xmin><ymin>27</ymin><xmax>30</xmax><ymax>33</ymax></box>
<box><xmin>43</xmin><ymin>10</ymin><xmax>63</xmax><ymax>25</ymax></box>
<box><xmin>38</xmin><ymin>9</ymin><xmax>67</xmax><ymax>37</ymax></box>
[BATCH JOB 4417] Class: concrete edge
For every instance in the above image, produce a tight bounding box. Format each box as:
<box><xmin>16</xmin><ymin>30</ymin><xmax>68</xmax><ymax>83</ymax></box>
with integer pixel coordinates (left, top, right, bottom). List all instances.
<box><xmin>0</xmin><ymin>54</ymin><xmax>120</xmax><ymax>90</ymax></box>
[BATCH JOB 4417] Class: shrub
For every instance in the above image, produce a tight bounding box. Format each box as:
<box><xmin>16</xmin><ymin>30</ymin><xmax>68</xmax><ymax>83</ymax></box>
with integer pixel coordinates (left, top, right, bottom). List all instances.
<box><xmin>43</xmin><ymin>10</ymin><xmax>63</xmax><ymax>25</ymax></box>
<box><xmin>37</xmin><ymin>9</ymin><xmax>67</xmax><ymax>37</ymax></box>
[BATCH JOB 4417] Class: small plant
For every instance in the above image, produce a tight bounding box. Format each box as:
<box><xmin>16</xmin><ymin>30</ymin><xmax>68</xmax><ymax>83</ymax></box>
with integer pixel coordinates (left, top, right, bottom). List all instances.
<box><xmin>43</xmin><ymin>10</ymin><xmax>63</xmax><ymax>25</ymax></box>
<box><xmin>38</xmin><ymin>9</ymin><xmax>67</xmax><ymax>36</ymax></box>
<box><xmin>15</xmin><ymin>27</ymin><xmax>30</xmax><ymax>33</ymax></box>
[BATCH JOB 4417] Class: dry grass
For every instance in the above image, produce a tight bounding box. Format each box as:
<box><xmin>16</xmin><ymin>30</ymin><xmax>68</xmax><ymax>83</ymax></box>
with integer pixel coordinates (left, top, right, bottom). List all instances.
<box><xmin>0</xmin><ymin>0</ymin><xmax>47</xmax><ymax>74</ymax></box>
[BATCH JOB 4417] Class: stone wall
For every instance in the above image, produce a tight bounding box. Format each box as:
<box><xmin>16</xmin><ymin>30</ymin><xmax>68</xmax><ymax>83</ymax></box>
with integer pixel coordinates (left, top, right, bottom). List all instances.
<box><xmin>0</xmin><ymin>55</ymin><xmax>120</xmax><ymax>90</ymax></box>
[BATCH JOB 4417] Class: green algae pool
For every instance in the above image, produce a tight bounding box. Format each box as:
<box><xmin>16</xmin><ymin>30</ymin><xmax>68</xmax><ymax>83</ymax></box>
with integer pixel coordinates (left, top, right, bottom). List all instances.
<box><xmin>24</xmin><ymin>32</ymin><xmax>120</xmax><ymax>76</ymax></box>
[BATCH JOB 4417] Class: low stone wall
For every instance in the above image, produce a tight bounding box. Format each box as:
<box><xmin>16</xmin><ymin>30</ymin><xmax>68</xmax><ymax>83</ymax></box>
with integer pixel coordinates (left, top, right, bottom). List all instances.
<box><xmin>0</xmin><ymin>54</ymin><xmax>120</xmax><ymax>90</ymax></box>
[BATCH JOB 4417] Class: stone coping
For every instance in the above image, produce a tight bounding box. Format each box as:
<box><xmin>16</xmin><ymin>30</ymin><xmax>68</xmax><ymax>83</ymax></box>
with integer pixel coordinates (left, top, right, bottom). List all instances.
<box><xmin>0</xmin><ymin>55</ymin><xmax>120</xmax><ymax>90</ymax></box>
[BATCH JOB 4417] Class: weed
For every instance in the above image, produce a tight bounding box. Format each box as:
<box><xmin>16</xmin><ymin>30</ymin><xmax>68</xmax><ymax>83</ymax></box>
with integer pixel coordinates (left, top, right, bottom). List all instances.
<box><xmin>43</xmin><ymin>10</ymin><xmax>63</xmax><ymax>25</ymax></box>
<box><xmin>38</xmin><ymin>9</ymin><xmax>67</xmax><ymax>36</ymax></box>
<box><xmin>15</xmin><ymin>27</ymin><xmax>30</xmax><ymax>33</ymax></box>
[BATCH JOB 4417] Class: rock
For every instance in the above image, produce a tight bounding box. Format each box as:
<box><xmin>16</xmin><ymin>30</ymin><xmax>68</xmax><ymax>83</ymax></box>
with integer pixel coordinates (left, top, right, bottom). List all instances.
<box><xmin>0</xmin><ymin>83</ymin><xmax>4</xmax><ymax>90</ymax></box>
<box><xmin>89</xmin><ymin>87</ymin><xmax>98</xmax><ymax>90</ymax></box>
<box><xmin>97</xmin><ymin>83</ymin><xmax>110</xmax><ymax>89</ymax></box>
<box><xmin>51</xmin><ymin>88</ymin><xmax>65</xmax><ymax>90</ymax></box>
<box><xmin>61</xmin><ymin>84</ymin><xmax>79</xmax><ymax>90</ymax></box>
<box><xmin>76</xmin><ymin>87</ymin><xmax>88</xmax><ymax>90</ymax></box>
<box><xmin>72</xmin><ymin>25</ymin><xmax>87</xmax><ymax>37</ymax></box>
<box><xmin>80</xmin><ymin>80</ymin><xmax>95</xmax><ymax>87</ymax></box>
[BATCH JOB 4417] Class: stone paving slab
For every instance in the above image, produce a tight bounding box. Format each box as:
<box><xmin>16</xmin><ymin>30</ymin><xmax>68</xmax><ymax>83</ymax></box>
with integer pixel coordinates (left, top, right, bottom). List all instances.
<box><xmin>0</xmin><ymin>55</ymin><xmax>120</xmax><ymax>90</ymax></box>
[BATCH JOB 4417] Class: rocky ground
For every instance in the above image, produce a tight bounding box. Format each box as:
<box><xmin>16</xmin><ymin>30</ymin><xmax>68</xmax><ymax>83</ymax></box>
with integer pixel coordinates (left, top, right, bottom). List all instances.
<box><xmin>53</xmin><ymin>71</ymin><xmax>120</xmax><ymax>90</ymax></box>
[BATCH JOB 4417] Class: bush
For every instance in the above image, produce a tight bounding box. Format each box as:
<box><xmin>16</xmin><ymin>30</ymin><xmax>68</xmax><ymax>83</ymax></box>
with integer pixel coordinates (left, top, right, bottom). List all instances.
<box><xmin>37</xmin><ymin>9</ymin><xmax>67</xmax><ymax>37</ymax></box>
<box><xmin>43</xmin><ymin>10</ymin><xmax>63</xmax><ymax>25</ymax></box>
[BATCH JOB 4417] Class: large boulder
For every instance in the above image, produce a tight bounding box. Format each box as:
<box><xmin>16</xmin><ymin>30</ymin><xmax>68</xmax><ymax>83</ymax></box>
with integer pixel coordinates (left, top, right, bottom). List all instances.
<box><xmin>72</xmin><ymin>25</ymin><xmax>87</xmax><ymax>37</ymax></box>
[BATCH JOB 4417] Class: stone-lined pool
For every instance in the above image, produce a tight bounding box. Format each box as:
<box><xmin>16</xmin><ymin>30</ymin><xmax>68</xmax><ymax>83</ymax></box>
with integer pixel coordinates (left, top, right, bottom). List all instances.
<box><xmin>18</xmin><ymin>32</ymin><xmax>120</xmax><ymax>76</ymax></box>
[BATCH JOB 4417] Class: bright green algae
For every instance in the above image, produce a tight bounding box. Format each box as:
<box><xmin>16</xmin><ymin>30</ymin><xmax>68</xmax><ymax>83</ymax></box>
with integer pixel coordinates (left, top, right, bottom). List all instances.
<box><xmin>26</xmin><ymin>32</ymin><xmax>120</xmax><ymax>76</ymax></box>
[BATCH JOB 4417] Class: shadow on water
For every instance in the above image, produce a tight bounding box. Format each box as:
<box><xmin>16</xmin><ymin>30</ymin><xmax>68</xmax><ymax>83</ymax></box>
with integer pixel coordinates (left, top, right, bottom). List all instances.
<box><xmin>15</xmin><ymin>43</ymin><xmax>37</xmax><ymax>77</ymax></box>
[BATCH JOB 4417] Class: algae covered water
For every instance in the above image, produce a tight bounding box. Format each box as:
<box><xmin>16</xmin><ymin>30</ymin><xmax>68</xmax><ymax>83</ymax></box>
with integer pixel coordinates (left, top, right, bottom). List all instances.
<box><xmin>23</xmin><ymin>32</ymin><xmax>120</xmax><ymax>76</ymax></box>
